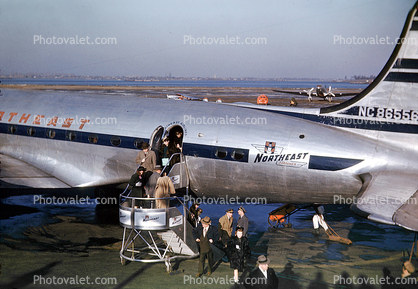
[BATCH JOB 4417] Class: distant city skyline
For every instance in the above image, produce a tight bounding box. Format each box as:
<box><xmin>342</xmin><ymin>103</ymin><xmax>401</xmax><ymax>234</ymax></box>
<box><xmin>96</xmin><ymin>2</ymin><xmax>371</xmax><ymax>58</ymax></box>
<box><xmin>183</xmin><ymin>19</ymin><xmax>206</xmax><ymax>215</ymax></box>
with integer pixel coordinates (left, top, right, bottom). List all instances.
<box><xmin>0</xmin><ymin>71</ymin><xmax>375</xmax><ymax>82</ymax></box>
<box><xmin>0</xmin><ymin>0</ymin><xmax>415</xmax><ymax>79</ymax></box>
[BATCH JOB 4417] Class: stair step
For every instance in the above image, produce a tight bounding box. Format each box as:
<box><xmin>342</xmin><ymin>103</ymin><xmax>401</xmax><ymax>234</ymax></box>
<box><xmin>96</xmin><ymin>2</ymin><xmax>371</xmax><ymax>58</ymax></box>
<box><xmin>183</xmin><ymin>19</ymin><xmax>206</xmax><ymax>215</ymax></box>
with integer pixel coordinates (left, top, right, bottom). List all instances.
<box><xmin>157</xmin><ymin>230</ymin><xmax>195</xmax><ymax>256</ymax></box>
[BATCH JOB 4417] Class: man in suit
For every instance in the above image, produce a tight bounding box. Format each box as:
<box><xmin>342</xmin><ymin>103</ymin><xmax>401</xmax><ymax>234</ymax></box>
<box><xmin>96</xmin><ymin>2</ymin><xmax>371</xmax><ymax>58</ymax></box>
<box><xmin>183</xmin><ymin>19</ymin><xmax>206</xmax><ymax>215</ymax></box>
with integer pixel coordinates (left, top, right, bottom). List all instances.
<box><xmin>245</xmin><ymin>255</ymin><xmax>278</xmax><ymax>289</ymax></box>
<box><xmin>218</xmin><ymin>208</ymin><xmax>234</xmax><ymax>246</ymax></box>
<box><xmin>237</xmin><ymin>206</ymin><xmax>249</xmax><ymax>237</ymax></box>
<box><xmin>135</xmin><ymin>142</ymin><xmax>156</xmax><ymax>172</ymax></box>
<box><xmin>192</xmin><ymin>216</ymin><xmax>220</xmax><ymax>277</ymax></box>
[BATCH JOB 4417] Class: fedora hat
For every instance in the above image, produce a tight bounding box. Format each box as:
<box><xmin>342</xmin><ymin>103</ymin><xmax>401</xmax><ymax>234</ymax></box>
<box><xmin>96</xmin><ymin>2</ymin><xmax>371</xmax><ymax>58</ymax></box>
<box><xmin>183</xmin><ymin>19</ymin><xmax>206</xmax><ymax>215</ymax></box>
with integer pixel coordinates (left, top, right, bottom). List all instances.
<box><xmin>201</xmin><ymin>216</ymin><xmax>211</xmax><ymax>225</ymax></box>
<box><xmin>257</xmin><ymin>255</ymin><xmax>270</xmax><ymax>265</ymax></box>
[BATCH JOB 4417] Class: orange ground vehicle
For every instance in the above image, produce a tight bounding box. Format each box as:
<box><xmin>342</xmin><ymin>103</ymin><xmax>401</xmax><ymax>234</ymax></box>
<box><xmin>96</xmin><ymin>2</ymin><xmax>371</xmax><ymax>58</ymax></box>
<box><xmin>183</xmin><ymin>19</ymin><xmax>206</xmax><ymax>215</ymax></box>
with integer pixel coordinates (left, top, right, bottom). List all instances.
<box><xmin>257</xmin><ymin>94</ymin><xmax>269</xmax><ymax>105</ymax></box>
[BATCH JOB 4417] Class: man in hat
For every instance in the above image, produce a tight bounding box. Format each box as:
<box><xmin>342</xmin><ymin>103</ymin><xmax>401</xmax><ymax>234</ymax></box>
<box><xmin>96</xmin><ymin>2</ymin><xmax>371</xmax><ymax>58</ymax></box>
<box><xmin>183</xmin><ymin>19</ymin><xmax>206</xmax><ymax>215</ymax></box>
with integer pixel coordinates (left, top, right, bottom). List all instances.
<box><xmin>135</xmin><ymin>142</ymin><xmax>156</xmax><ymax>172</ymax></box>
<box><xmin>237</xmin><ymin>206</ymin><xmax>249</xmax><ymax>237</ymax></box>
<box><xmin>192</xmin><ymin>216</ymin><xmax>220</xmax><ymax>277</ymax></box>
<box><xmin>218</xmin><ymin>209</ymin><xmax>234</xmax><ymax>246</ymax></box>
<box><xmin>245</xmin><ymin>255</ymin><xmax>278</xmax><ymax>289</ymax></box>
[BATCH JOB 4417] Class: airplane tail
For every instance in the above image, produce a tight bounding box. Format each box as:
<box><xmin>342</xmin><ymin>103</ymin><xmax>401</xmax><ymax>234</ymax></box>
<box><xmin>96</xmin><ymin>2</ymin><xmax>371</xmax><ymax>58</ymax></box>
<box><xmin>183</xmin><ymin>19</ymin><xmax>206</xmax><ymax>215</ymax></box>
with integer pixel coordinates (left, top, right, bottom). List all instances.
<box><xmin>321</xmin><ymin>1</ymin><xmax>418</xmax><ymax>130</ymax></box>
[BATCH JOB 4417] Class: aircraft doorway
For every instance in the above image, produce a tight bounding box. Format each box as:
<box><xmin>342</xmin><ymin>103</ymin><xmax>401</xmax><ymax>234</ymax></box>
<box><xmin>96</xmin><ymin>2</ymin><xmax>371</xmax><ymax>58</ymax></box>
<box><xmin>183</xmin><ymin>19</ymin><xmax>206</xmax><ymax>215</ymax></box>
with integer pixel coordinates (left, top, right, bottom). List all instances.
<box><xmin>149</xmin><ymin>125</ymin><xmax>184</xmax><ymax>170</ymax></box>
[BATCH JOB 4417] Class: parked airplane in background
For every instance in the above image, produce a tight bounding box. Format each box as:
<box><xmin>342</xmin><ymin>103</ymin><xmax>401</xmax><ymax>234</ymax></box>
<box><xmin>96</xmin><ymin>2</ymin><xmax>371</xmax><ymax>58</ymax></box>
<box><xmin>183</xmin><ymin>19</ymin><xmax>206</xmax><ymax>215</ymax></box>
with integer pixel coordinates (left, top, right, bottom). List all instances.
<box><xmin>273</xmin><ymin>85</ymin><xmax>359</xmax><ymax>102</ymax></box>
<box><xmin>166</xmin><ymin>93</ymin><xmax>200</xmax><ymax>101</ymax></box>
<box><xmin>1</xmin><ymin>2</ymin><xmax>418</xmax><ymax>233</ymax></box>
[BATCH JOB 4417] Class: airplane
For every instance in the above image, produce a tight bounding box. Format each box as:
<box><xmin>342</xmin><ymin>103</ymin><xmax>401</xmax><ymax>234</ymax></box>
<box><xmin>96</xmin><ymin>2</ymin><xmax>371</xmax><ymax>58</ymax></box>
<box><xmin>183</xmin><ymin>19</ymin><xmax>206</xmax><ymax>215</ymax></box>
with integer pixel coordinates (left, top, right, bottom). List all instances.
<box><xmin>273</xmin><ymin>85</ymin><xmax>359</xmax><ymax>102</ymax></box>
<box><xmin>1</xmin><ymin>1</ymin><xmax>418</xmax><ymax>234</ymax></box>
<box><xmin>166</xmin><ymin>93</ymin><xmax>200</xmax><ymax>101</ymax></box>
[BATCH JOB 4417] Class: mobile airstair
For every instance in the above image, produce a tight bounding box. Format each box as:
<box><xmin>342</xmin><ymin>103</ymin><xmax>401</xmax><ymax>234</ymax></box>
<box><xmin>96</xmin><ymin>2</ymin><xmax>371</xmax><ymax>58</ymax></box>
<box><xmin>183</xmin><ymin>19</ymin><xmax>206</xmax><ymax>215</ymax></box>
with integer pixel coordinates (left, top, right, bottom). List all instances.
<box><xmin>119</xmin><ymin>194</ymin><xmax>199</xmax><ymax>271</ymax></box>
<box><xmin>119</xmin><ymin>154</ymin><xmax>198</xmax><ymax>272</ymax></box>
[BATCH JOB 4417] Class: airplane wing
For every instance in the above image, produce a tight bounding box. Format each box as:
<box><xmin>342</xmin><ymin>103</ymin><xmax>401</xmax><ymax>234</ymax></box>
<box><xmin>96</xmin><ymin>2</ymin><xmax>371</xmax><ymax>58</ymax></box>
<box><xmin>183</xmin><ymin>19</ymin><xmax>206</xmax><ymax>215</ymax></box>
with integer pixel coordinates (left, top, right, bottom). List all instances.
<box><xmin>272</xmin><ymin>89</ymin><xmax>312</xmax><ymax>96</ymax></box>
<box><xmin>0</xmin><ymin>153</ymin><xmax>71</xmax><ymax>188</ymax></box>
<box><xmin>351</xmin><ymin>172</ymin><xmax>418</xmax><ymax>231</ymax></box>
<box><xmin>272</xmin><ymin>89</ymin><xmax>358</xmax><ymax>97</ymax></box>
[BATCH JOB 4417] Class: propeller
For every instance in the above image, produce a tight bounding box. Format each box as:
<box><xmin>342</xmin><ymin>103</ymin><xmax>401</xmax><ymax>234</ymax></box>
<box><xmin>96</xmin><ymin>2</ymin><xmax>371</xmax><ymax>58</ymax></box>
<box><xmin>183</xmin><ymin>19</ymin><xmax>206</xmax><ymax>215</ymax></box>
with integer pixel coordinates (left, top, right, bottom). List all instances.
<box><xmin>325</xmin><ymin>86</ymin><xmax>335</xmax><ymax>102</ymax></box>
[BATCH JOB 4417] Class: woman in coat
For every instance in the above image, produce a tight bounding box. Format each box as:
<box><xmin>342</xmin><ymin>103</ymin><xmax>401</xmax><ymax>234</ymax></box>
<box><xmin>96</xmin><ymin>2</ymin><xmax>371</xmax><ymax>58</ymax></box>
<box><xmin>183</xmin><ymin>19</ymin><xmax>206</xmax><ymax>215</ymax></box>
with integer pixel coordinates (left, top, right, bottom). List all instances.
<box><xmin>155</xmin><ymin>176</ymin><xmax>175</xmax><ymax>209</ymax></box>
<box><xmin>227</xmin><ymin>226</ymin><xmax>251</xmax><ymax>283</ymax></box>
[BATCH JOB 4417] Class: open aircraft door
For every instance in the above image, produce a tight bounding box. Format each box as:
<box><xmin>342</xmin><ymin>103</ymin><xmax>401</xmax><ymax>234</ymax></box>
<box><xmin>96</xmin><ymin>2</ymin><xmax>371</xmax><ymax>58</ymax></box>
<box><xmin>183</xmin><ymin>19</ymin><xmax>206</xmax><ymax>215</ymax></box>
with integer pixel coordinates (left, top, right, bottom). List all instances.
<box><xmin>150</xmin><ymin>125</ymin><xmax>189</xmax><ymax>190</ymax></box>
<box><xmin>149</xmin><ymin>125</ymin><xmax>164</xmax><ymax>152</ymax></box>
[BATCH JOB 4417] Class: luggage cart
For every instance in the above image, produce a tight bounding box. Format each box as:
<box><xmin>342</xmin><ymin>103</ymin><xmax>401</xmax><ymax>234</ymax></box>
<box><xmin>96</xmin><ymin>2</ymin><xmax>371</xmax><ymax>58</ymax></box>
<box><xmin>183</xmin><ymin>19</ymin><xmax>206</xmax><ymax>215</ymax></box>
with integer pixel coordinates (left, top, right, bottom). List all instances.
<box><xmin>119</xmin><ymin>189</ymin><xmax>199</xmax><ymax>272</ymax></box>
<box><xmin>268</xmin><ymin>203</ymin><xmax>311</xmax><ymax>228</ymax></box>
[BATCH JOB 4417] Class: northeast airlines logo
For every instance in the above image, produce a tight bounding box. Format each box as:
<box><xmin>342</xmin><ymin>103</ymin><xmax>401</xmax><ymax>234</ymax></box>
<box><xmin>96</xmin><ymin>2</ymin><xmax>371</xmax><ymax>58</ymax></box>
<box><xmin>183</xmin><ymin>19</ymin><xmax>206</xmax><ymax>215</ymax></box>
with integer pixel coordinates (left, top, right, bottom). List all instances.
<box><xmin>252</xmin><ymin>142</ymin><xmax>309</xmax><ymax>168</ymax></box>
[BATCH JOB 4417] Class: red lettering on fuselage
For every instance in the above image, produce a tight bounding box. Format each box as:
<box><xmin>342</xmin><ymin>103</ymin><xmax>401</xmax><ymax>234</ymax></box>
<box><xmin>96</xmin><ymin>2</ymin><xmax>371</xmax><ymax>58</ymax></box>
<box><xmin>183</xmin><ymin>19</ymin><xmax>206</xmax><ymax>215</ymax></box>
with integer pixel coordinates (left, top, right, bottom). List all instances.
<box><xmin>0</xmin><ymin>111</ymin><xmax>90</xmax><ymax>130</ymax></box>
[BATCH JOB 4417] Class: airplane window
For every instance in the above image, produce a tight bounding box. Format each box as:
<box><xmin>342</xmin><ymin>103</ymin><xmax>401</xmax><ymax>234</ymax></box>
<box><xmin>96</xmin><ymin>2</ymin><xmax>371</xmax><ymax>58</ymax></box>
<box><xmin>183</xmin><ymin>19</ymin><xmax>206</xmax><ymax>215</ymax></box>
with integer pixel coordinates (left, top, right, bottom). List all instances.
<box><xmin>134</xmin><ymin>138</ymin><xmax>144</xmax><ymax>149</ymax></box>
<box><xmin>66</xmin><ymin>131</ymin><xmax>76</xmax><ymax>141</ymax></box>
<box><xmin>8</xmin><ymin>125</ymin><xmax>17</xmax><ymax>134</ymax></box>
<box><xmin>299</xmin><ymin>134</ymin><xmax>305</xmax><ymax>139</ymax></box>
<box><xmin>215</xmin><ymin>147</ymin><xmax>227</xmax><ymax>159</ymax></box>
<box><xmin>231</xmin><ymin>149</ymin><xmax>245</xmax><ymax>161</ymax></box>
<box><xmin>27</xmin><ymin>127</ymin><xmax>36</xmax><ymax>136</ymax></box>
<box><xmin>46</xmin><ymin>129</ymin><xmax>56</xmax><ymax>139</ymax></box>
<box><xmin>88</xmin><ymin>134</ymin><xmax>98</xmax><ymax>144</ymax></box>
<box><xmin>111</xmin><ymin>136</ymin><xmax>121</xmax><ymax>147</ymax></box>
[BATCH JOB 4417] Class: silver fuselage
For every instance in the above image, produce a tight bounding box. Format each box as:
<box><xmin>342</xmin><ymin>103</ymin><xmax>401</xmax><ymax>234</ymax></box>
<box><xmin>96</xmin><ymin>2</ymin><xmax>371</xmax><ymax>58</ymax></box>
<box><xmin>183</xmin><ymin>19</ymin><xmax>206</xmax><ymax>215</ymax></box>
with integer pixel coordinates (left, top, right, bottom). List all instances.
<box><xmin>1</xmin><ymin>88</ymin><xmax>413</xmax><ymax>204</ymax></box>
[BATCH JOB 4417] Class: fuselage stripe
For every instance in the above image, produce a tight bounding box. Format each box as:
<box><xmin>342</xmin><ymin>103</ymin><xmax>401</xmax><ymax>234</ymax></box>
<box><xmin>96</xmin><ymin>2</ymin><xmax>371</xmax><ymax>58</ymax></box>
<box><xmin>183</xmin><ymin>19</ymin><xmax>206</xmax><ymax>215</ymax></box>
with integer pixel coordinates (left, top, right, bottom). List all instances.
<box><xmin>0</xmin><ymin>123</ymin><xmax>249</xmax><ymax>162</ymax></box>
<box><xmin>384</xmin><ymin>72</ymin><xmax>418</xmax><ymax>82</ymax></box>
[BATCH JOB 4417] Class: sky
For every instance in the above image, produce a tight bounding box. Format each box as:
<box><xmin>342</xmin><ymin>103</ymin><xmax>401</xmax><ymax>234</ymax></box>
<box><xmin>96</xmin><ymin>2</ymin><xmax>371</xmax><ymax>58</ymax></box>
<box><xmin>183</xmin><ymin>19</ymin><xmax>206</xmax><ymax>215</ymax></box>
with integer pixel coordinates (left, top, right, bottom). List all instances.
<box><xmin>0</xmin><ymin>0</ymin><xmax>416</xmax><ymax>79</ymax></box>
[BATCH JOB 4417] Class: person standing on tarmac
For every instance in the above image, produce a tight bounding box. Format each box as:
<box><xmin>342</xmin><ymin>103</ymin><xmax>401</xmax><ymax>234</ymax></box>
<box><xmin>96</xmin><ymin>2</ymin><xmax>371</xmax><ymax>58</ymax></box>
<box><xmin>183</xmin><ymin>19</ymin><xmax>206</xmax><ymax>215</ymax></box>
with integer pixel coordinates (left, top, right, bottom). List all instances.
<box><xmin>237</xmin><ymin>206</ymin><xmax>249</xmax><ymax>237</ymax></box>
<box><xmin>192</xmin><ymin>216</ymin><xmax>220</xmax><ymax>277</ymax></box>
<box><xmin>218</xmin><ymin>208</ymin><xmax>234</xmax><ymax>246</ymax></box>
<box><xmin>227</xmin><ymin>226</ymin><xmax>251</xmax><ymax>283</ymax></box>
<box><xmin>312</xmin><ymin>205</ymin><xmax>329</xmax><ymax>235</ymax></box>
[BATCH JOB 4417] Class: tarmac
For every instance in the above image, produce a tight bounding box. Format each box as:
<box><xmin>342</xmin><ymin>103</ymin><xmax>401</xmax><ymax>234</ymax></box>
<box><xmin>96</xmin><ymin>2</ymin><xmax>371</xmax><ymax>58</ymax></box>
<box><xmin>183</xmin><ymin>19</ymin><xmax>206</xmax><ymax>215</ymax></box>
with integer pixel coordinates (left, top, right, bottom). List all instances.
<box><xmin>1</xmin><ymin>194</ymin><xmax>418</xmax><ymax>289</ymax></box>
<box><xmin>1</xmin><ymin>87</ymin><xmax>418</xmax><ymax>289</ymax></box>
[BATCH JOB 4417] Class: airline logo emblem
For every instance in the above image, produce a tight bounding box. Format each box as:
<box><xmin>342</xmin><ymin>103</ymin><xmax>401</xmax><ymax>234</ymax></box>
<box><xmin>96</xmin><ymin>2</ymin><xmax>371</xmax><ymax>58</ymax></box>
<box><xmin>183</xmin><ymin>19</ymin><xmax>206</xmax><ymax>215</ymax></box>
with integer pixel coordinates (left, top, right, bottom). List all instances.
<box><xmin>252</xmin><ymin>142</ymin><xmax>309</xmax><ymax>168</ymax></box>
